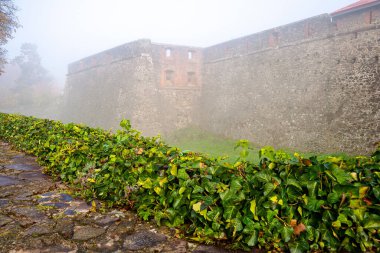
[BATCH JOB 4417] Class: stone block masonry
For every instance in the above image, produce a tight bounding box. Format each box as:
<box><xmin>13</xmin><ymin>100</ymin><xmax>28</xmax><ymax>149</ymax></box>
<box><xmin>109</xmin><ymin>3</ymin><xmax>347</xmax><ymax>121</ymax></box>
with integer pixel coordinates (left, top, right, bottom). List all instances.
<box><xmin>62</xmin><ymin>40</ymin><xmax>202</xmax><ymax>135</ymax></box>
<box><xmin>62</xmin><ymin>1</ymin><xmax>380</xmax><ymax>155</ymax></box>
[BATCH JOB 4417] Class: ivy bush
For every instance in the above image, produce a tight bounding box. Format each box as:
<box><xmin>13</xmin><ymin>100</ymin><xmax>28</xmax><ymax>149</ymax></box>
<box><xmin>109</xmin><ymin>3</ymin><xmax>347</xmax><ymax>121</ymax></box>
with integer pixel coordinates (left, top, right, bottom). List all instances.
<box><xmin>0</xmin><ymin>112</ymin><xmax>379</xmax><ymax>252</ymax></box>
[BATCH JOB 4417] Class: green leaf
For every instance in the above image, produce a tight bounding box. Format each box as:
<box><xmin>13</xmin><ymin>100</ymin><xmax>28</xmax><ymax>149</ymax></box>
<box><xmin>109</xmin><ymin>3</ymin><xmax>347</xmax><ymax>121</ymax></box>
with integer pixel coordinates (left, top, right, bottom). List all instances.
<box><xmin>255</xmin><ymin>171</ymin><xmax>271</xmax><ymax>183</ymax></box>
<box><xmin>266</xmin><ymin>209</ymin><xmax>278</xmax><ymax>221</ymax></box>
<box><xmin>207</xmin><ymin>208</ymin><xmax>222</xmax><ymax>221</ymax></box>
<box><xmin>306</xmin><ymin>181</ymin><xmax>318</xmax><ymax>197</ymax></box>
<box><xmin>332</xmin><ymin>220</ymin><xmax>341</xmax><ymax>228</ymax></box>
<box><xmin>264</xmin><ymin>183</ymin><xmax>275</xmax><ymax>196</ymax></box>
<box><xmin>259</xmin><ymin>146</ymin><xmax>275</xmax><ymax>160</ymax></box>
<box><xmin>287</xmin><ymin>178</ymin><xmax>302</xmax><ymax>191</ymax></box>
<box><xmin>297</xmin><ymin>206</ymin><xmax>303</xmax><ymax>216</ymax></box>
<box><xmin>230</xmin><ymin>178</ymin><xmax>242</xmax><ymax>192</ymax></box>
<box><xmin>363</xmin><ymin>215</ymin><xmax>380</xmax><ymax>229</ymax></box>
<box><xmin>193</xmin><ymin>185</ymin><xmax>204</xmax><ymax>194</ymax></box>
<box><xmin>220</xmin><ymin>189</ymin><xmax>245</xmax><ymax>205</ymax></box>
<box><xmin>373</xmin><ymin>186</ymin><xmax>380</xmax><ymax>200</ymax></box>
<box><xmin>177</xmin><ymin>169</ymin><xmax>190</xmax><ymax>180</ymax></box>
<box><xmin>305</xmin><ymin>197</ymin><xmax>325</xmax><ymax>212</ymax></box>
<box><xmin>289</xmin><ymin>237</ymin><xmax>309</xmax><ymax>253</ymax></box>
<box><xmin>337</xmin><ymin>213</ymin><xmax>352</xmax><ymax>226</ymax></box>
<box><xmin>349</xmin><ymin>199</ymin><xmax>362</xmax><ymax>209</ymax></box>
<box><xmin>137</xmin><ymin>178</ymin><xmax>152</xmax><ymax>189</ymax></box>
<box><xmin>223</xmin><ymin>205</ymin><xmax>238</xmax><ymax>220</ymax></box>
<box><xmin>327</xmin><ymin>192</ymin><xmax>340</xmax><ymax>204</ymax></box>
<box><xmin>192</xmin><ymin>202</ymin><xmax>202</xmax><ymax>212</ymax></box>
<box><xmin>242</xmin><ymin>217</ymin><xmax>256</xmax><ymax>232</ymax></box>
<box><xmin>173</xmin><ymin>196</ymin><xmax>182</xmax><ymax>209</ymax></box>
<box><xmin>179</xmin><ymin>186</ymin><xmax>186</xmax><ymax>194</ymax></box>
<box><xmin>154</xmin><ymin>186</ymin><xmax>162</xmax><ymax>195</ymax></box>
<box><xmin>247</xmin><ymin>230</ymin><xmax>258</xmax><ymax>246</ymax></box>
<box><xmin>231</xmin><ymin>218</ymin><xmax>243</xmax><ymax>236</ymax></box>
<box><xmin>281</xmin><ymin>226</ymin><xmax>294</xmax><ymax>242</ymax></box>
<box><xmin>250</xmin><ymin>199</ymin><xmax>258</xmax><ymax>220</ymax></box>
<box><xmin>119</xmin><ymin>119</ymin><xmax>131</xmax><ymax>129</ymax></box>
<box><xmin>331</xmin><ymin>166</ymin><xmax>351</xmax><ymax>184</ymax></box>
<box><xmin>322</xmin><ymin>210</ymin><xmax>335</xmax><ymax>223</ymax></box>
<box><xmin>170</xmin><ymin>165</ymin><xmax>177</xmax><ymax>176</ymax></box>
<box><xmin>353</xmin><ymin>208</ymin><xmax>366</xmax><ymax>221</ymax></box>
<box><xmin>240</xmin><ymin>149</ymin><xmax>249</xmax><ymax>159</ymax></box>
<box><xmin>359</xmin><ymin>186</ymin><xmax>369</xmax><ymax>199</ymax></box>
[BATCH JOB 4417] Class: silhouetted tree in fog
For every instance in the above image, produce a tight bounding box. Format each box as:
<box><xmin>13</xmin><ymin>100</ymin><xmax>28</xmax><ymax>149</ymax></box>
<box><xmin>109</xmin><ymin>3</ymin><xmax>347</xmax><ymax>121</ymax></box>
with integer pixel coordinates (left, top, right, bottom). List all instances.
<box><xmin>12</xmin><ymin>43</ymin><xmax>51</xmax><ymax>87</ymax></box>
<box><xmin>0</xmin><ymin>43</ymin><xmax>61</xmax><ymax>117</ymax></box>
<box><xmin>10</xmin><ymin>43</ymin><xmax>53</xmax><ymax>107</ymax></box>
<box><xmin>0</xmin><ymin>0</ymin><xmax>20</xmax><ymax>74</ymax></box>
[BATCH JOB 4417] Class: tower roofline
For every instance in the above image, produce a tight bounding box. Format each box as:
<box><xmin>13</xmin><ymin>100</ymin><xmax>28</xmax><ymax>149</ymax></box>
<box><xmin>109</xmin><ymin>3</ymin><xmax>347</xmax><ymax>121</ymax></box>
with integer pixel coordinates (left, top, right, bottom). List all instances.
<box><xmin>331</xmin><ymin>0</ymin><xmax>380</xmax><ymax>17</ymax></box>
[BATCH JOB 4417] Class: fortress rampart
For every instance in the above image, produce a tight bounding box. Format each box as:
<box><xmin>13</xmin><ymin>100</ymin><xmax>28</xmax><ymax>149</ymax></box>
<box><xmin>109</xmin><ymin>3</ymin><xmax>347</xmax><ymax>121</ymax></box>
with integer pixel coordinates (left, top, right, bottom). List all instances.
<box><xmin>62</xmin><ymin>1</ymin><xmax>380</xmax><ymax>154</ymax></box>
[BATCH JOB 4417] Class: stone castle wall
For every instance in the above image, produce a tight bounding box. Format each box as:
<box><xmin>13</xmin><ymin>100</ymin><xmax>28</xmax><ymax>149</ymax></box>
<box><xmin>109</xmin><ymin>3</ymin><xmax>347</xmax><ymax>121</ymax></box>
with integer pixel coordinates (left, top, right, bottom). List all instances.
<box><xmin>63</xmin><ymin>4</ymin><xmax>380</xmax><ymax>154</ymax></box>
<box><xmin>201</xmin><ymin>8</ymin><xmax>380</xmax><ymax>154</ymax></box>
<box><xmin>62</xmin><ymin>40</ymin><xmax>202</xmax><ymax>136</ymax></box>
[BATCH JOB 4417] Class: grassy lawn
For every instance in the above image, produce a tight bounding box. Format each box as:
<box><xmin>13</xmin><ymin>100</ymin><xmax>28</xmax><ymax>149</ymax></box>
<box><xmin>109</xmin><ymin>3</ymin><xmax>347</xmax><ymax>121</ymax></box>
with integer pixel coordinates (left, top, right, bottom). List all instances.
<box><xmin>163</xmin><ymin>126</ymin><xmax>352</xmax><ymax>164</ymax></box>
<box><xmin>163</xmin><ymin>126</ymin><xmax>261</xmax><ymax>164</ymax></box>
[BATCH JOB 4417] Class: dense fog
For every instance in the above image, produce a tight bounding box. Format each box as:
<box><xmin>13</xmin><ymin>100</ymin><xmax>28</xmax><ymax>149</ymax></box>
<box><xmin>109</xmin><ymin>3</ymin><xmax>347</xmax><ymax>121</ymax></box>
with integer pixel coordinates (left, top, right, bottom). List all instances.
<box><xmin>1</xmin><ymin>0</ymin><xmax>354</xmax><ymax>120</ymax></box>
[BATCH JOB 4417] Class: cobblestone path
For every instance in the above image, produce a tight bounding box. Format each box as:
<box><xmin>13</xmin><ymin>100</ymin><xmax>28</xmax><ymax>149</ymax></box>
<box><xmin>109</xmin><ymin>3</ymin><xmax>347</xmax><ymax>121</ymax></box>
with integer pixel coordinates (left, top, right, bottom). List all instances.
<box><xmin>0</xmin><ymin>142</ymin><xmax>248</xmax><ymax>253</ymax></box>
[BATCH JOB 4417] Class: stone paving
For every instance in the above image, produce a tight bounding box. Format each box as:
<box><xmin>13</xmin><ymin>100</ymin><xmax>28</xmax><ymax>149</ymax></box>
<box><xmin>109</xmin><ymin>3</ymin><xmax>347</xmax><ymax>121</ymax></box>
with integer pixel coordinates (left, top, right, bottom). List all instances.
<box><xmin>0</xmin><ymin>142</ymin><xmax>249</xmax><ymax>253</ymax></box>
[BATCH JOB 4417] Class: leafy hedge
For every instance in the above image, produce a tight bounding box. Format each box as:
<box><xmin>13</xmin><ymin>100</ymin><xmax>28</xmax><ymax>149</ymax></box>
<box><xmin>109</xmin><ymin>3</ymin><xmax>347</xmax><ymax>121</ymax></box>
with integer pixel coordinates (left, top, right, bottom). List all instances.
<box><xmin>0</xmin><ymin>112</ymin><xmax>379</xmax><ymax>252</ymax></box>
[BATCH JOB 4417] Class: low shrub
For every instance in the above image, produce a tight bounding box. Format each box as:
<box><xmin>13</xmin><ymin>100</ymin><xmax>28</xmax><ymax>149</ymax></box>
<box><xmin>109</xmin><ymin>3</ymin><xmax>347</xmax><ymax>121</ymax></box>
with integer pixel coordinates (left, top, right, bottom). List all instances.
<box><xmin>0</xmin><ymin>112</ymin><xmax>379</xmax><ymax>252</ymax></box>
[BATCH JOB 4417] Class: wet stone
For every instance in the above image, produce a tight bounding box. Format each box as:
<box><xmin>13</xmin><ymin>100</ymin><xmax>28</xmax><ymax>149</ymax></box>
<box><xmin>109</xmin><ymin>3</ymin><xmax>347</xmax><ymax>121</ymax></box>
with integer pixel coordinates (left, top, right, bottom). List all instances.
<box><xmin>95</xmin><ymin>238</ymin><xmax>120</xmax><ymax>252</ymax></box>
<box><xmin>0</xmin><ymin>214</ymin><xmax>13</xmax><ymax>227</ymax></box>
<box><xmin>0</xmin><ymin>191</ymin><xmax>12</xmax><ymax>198</ymax></box>
<box><xmin>10</xmin><ymin>206</ymin><xmax>46</xmax><ymax>222</ymax></box>
<box><xmin>73</xmin><ymin>225</ymin><xmax>106</xmax><ymax>241</ymax></box>
<box><xmin>5</xmin><ymin>164</ymin><xmax>40</xmax><ymax>171</ymax></box>
<box><xmin>111</xmin><ymin>220</ymin><xmax>136</xmax><ymax>235</ymax></box>
<box><xmin>12</xmin><ymin>156</ymin><xmax>36</xmax><ymax>164</ymax></box>
<box><xmin>0</xmin><ymin>199</ymin><xmax>9</xmax><ymax>208</ymax></box>
<box><xmin>41</xmin><ymin>192</ymin><xmax>55</xmax><ymax>197</ymax></box>
<box><xmin>42</xmin><ymin>202</ymin><xmax>69</xmax><ymax>209</ymax></box>
<box><xmin>15</xmin><ymin>192</ymin><xmax>34</xmax><ymax>202</ymax></box>
<box><xmin>162</xmin><ymin>239</ymin><xmax>188</xmax><ymax>253</ymax></box>
<box><xmin>0</xmin><ymin>175</ymin><xmax>19</xmax><ymax>186</ymax></box>
<box><xmin>59</xmin><ymin>193</ymin><xmax>73</xmax><ymax>202</ymax></box>
<box><xmin>71</xmin><ymin>201</ymin><xmax>91</xmax><ymax>214</ymax></box>
<box><xmin>18</xmin><ymin>172</ymin><xmax>49</xmax><ymax>181</ymax></box>
<box><xmin>37</xmin><ymin>197</ymin><xmax>51</xmax><ymax>203</ymax></box>
<box><xmin>123</xmin><ymin>231</ymin><xmax>167</xmax><ymax>250</ymax></box>
<box><xmin>12</xmin><ymin>154</ymin><xmax>25</xmax><ymax>159</ymax></box>
<box><xmin>23</xmin><ymin>245</ymin><xmax>77</xmax><ymax>253</ymax></box>
<box><xmin>55</xmin><ymin>218</ymin><xmax>74</xmax><ymax>239</ymax></box>
<box><xmin>95</xmin><ymin>215</ymin><xmax>120</xmax><ymax>226</ymax></box>
<box><xmin>24</xmin><ymin>223</ymin><xmax>55</xmax><ymax>237</ymax></box>
<box><xmin>63</xmin><ymin>209</ymin><xmax>76</xmax><ymax>216</ymax></box>
<box><xmin>17</xmin><ymin>218</ymin><xmax>37</xmax><ymax>228</ymax></box>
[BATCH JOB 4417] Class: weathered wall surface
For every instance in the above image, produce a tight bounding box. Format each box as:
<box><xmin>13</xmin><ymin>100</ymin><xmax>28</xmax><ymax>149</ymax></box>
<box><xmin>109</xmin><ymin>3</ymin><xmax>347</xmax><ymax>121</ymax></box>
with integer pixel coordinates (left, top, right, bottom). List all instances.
<box><xmin>62</xmin><ymin>40</ymin><xmax>159</xmax><ymax>133</ymax></box>
<box><xmin>62</xmin><ymin>40</ymin><xmax>202</xmax><ymax>136</ymax></box>
<box><xmin>151</xmin><ymin>44</ymin><xmax>202</xmax><ymax>134</ymax></box>
<box><xmin>200</xmin><ymin>11</ymin><xmax>380</xmax><ymax>154</ymax></box>
<box><xmin>63</xmin><ymin>4</ymin><xmax>380</xmax><ymax>154</ymax></box>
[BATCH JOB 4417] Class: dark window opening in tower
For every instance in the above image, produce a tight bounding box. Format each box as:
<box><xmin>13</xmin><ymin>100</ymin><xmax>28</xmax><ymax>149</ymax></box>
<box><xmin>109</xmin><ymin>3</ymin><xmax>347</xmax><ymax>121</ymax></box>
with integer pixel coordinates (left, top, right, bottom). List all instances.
<box><xmin>187</xmin><ymin>72</ymin><xmax>196</xmax><ymax>85</ymax></box>
<box><xmin>165</xmin><ymin>70</ymin><xmax>174</xmax><ymax>84</ymax></box>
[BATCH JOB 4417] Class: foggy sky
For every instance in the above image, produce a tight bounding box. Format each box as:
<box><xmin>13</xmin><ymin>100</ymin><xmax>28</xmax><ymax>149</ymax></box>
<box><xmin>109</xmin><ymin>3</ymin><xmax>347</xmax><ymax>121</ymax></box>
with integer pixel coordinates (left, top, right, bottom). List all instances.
<box><xmin>4</xmin><ymin>0</ymin><xmax>355</xmax><ymax>87</ymax></box>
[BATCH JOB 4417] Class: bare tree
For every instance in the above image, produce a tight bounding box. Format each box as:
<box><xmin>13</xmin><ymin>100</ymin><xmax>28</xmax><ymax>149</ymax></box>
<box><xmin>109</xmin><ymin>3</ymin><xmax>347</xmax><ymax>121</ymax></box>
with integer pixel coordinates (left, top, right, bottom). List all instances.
<box><xmin>0</xmin><ymin>0</ymin><xmax>20</xmax><ymax>74</ymax></box>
